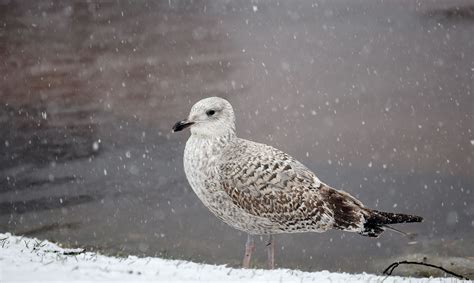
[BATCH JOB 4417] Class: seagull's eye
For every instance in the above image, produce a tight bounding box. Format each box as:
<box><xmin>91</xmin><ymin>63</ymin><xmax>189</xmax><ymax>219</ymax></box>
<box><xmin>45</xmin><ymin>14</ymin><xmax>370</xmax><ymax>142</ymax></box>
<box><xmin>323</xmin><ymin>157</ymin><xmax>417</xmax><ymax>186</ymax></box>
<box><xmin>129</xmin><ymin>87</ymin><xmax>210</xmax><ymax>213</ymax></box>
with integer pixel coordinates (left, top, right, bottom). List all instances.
<box><xmin>206</xmin><ymin>110</ymin><xmax>216</xmax><ymax>116</ymax></box>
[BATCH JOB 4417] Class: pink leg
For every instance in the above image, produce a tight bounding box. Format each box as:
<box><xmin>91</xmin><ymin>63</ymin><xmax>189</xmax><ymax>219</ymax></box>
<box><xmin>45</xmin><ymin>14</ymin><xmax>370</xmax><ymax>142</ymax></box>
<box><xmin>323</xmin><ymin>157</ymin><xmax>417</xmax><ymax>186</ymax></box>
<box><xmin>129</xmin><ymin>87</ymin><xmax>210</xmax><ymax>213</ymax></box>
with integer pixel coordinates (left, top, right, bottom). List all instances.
<box><xmin>266</xmin><ymin>234</ymin><xmax>275</xmax><ymax>269</ymax></box>
<box><xmin>242</xmin><ymin>234</ymin><xmax>255</xmax><ymax>268</ymax></box>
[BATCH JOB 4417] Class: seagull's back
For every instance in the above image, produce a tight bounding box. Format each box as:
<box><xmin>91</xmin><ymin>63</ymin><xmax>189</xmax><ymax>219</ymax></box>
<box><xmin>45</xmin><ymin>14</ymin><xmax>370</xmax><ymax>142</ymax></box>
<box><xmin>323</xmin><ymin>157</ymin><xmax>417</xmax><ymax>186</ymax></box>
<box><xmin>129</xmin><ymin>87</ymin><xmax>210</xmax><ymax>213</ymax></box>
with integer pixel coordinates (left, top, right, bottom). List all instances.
<box><xmin>220</xmin><ymin>137</ymin><xmax>372</xmax><ymax>233</ymax></box>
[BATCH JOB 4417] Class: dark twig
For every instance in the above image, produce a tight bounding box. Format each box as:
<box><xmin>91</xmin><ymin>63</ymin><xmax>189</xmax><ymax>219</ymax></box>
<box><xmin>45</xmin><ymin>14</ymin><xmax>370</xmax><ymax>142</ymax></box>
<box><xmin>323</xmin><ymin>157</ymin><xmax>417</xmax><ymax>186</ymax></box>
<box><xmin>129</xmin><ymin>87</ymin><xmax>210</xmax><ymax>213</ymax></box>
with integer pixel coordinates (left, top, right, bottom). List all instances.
<box><xmin>62</xmin><ymin>249</ymin><xmax>85</xmax><ymax>256</ymax></box>
<box><xmin>42</xmin><ymin>249</ymin><xmax>86</xmax><ymax>256</ymax></box>
<box><xmin>382</xmin><ymin>260</ymin><xmax>469</xmax><ymax>280</ymax></box>
<box><xmin>0</xmin><ymin>237</ymin><xmax>8</xmax><ymax>248</ymax></box>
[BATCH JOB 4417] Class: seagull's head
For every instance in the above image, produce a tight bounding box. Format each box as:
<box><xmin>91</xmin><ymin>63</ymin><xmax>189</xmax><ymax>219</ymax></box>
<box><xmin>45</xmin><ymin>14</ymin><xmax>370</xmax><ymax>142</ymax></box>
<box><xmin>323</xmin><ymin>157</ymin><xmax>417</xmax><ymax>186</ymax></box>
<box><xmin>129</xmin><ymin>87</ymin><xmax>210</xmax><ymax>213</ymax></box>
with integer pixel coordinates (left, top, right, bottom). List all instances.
<box><xmin>172</xmin><ymin>97</ymin><xmax>236</xmax><ymax>137</ymax></box>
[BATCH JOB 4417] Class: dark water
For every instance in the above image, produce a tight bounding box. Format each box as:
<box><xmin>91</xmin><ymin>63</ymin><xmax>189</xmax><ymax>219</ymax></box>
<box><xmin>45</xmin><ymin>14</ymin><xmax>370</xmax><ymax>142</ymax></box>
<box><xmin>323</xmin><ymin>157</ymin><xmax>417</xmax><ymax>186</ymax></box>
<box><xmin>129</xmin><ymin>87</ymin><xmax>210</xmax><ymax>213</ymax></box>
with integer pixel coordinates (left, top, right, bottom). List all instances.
<box><xmin>0</xmin><ymin>0</ymin><xmax>473</xmax><ymax>275</ymax></box>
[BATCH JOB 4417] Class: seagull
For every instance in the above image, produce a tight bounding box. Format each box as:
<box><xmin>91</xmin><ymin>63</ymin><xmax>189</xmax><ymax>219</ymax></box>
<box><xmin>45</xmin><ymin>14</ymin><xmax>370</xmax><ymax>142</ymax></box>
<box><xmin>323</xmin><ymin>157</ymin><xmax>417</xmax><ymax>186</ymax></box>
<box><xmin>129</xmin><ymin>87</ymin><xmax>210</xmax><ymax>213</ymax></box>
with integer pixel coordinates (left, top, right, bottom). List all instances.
<box><xmin>172</xmin><ymin>97</ymin><xmax>423</xmax><ymax>269</ymax></box>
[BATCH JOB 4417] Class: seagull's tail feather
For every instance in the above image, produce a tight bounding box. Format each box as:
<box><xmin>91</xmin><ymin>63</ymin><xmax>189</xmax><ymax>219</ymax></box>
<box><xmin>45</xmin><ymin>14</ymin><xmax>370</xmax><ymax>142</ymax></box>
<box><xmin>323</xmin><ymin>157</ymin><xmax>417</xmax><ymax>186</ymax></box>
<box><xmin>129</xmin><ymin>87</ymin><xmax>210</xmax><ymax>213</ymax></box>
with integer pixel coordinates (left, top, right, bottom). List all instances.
<box><xmin>359</xmin><ymin>210</ymin><xmax>423</xmax><ymax>238</ymax></box>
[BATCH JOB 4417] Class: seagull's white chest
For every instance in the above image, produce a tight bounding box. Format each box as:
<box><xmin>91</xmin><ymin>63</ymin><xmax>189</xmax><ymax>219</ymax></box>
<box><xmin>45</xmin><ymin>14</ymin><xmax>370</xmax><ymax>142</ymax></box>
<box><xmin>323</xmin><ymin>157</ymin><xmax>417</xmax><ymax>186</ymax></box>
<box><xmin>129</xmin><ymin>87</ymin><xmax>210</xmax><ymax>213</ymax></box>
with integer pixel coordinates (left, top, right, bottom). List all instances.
<box><xmin>183</xmin><ymin>135</ymin><xmax>223</xmax><ymax>207</ymax></box>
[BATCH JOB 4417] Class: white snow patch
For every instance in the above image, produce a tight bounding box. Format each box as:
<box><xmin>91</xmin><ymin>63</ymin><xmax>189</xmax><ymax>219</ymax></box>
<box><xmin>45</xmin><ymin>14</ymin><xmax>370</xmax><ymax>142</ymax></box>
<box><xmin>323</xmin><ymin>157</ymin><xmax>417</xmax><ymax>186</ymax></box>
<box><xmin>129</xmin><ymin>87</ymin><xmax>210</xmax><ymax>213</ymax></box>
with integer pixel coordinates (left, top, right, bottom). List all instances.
<box><xmin>0</xmin><ymin>233</ymin><xmax>466</xmax><ymax>282</ymax></box>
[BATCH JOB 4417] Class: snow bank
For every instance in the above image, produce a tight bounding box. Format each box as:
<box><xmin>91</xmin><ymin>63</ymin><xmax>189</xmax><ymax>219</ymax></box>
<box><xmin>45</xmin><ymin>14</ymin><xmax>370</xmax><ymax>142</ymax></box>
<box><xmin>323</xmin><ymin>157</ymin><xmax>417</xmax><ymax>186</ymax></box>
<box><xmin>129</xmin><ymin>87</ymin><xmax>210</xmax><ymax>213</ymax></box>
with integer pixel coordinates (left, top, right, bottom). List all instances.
<box><xmin>0</xmin><ymin>233</ymin><xmax>467</xmax><ymax>282</ymax></box>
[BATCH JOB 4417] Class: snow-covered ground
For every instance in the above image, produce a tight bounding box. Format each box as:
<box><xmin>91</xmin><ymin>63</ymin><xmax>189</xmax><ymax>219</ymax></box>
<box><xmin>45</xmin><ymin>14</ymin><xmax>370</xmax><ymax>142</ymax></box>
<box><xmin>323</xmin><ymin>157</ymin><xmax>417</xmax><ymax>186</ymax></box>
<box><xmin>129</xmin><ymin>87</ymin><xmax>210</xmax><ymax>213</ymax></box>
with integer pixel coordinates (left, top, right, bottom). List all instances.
<box><xmin>0</xmin><ymin>233</ymin><xmax>468</xmax><ymax>282</ymax></box>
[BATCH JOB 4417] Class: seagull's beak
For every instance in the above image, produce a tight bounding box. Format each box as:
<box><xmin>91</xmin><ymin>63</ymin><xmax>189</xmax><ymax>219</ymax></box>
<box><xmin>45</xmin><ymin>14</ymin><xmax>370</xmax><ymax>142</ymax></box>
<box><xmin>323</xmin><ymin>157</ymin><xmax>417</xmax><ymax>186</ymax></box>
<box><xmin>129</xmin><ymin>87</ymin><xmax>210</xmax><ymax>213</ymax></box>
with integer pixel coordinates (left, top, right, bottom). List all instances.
<box><xmin>172</xmin><ymin>120</ymin><xmax>195</xmax><ymax>132</ymax></box>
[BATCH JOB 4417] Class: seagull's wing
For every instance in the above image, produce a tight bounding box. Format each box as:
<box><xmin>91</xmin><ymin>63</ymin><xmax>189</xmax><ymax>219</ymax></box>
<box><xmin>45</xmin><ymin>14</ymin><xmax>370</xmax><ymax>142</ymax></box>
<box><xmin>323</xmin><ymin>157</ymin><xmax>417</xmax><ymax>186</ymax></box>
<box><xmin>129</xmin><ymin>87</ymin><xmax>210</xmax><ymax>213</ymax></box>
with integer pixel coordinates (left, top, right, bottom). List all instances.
<box><xmin>219</xmin><ymin>139</ymin><xmax>366</xmax><ymax>231</ymax></box>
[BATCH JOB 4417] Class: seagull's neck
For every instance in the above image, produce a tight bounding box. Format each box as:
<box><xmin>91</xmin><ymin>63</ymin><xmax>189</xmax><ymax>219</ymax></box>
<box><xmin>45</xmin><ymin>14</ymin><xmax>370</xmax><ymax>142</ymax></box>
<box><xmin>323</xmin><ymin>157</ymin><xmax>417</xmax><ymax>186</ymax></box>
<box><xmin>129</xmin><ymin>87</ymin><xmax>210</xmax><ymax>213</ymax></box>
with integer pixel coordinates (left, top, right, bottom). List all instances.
<box><xmin>185</xmin><ymin>131</ymin><xmax>236</xmax><ymax>173</ymax></box>
<box><xmin>187</xmin><ymin>131</ymin><xmax>236</xmax><ymax>157</ymax></box>
<box><xmin>190</xmin><ymin>130</ymin><xmax>236</xmax><ymax>143</ymax></box>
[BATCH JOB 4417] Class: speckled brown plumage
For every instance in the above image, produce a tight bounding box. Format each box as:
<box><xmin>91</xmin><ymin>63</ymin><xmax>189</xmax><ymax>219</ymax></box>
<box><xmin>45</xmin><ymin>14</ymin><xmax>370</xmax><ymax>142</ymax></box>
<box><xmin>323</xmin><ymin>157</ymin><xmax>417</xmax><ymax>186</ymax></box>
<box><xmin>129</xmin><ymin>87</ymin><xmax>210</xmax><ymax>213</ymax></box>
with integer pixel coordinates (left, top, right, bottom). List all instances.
<box><xmin>175</xmin><ymin>97</ymin><xmax>423</xmax><ymax>238</ymax></box>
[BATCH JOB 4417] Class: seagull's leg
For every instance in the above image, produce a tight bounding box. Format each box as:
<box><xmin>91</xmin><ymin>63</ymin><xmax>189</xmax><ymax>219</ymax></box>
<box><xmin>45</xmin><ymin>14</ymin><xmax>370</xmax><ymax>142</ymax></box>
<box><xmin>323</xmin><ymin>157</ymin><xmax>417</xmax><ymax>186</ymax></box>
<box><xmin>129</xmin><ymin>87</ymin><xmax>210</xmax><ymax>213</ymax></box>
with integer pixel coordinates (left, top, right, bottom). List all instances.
<box><xmin>266</xmin><ymin>234</ymin><xmax>275</xmax><ymax>269</ymax></box>
<box><xmin>242</xmin><ymin>234</ymin><xmax>255</xmax><ymax>268</ymax></box>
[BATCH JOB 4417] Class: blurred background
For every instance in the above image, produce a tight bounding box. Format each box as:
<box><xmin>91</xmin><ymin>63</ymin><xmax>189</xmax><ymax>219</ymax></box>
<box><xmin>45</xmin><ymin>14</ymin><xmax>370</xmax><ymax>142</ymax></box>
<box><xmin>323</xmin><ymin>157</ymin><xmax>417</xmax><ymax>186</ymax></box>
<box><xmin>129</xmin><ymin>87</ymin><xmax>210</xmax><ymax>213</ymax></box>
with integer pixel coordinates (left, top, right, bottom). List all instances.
<box><xmin>0</xmin><ymin>0</ymin><xmax>473</xmax><ymax>276</ymax></box>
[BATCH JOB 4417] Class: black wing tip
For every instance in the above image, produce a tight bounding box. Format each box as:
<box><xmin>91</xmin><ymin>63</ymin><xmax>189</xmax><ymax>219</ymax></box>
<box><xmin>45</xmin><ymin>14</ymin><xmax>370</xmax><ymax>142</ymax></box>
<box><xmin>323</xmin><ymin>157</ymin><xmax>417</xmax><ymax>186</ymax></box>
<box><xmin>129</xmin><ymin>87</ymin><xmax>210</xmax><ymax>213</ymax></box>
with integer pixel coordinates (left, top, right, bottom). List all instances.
<box><xmin>401</xmin><ymin>214</ymin><xmax>424</xmax><ymax>223</ymax></box>
<box><xmin>360</xmin><ymin>210</ymin><xmax>423</xmax><ymax>238</ymax></box>
<box><xmin>374</xmin><ymin>210</ymin><xmax>424</xmax><ymax>224</ymax></box>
